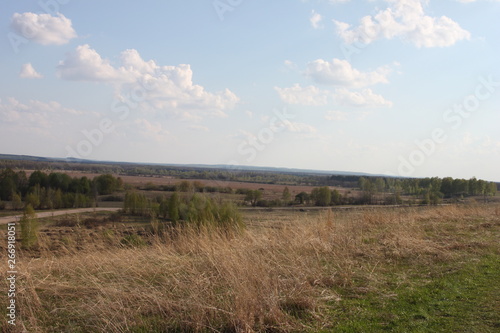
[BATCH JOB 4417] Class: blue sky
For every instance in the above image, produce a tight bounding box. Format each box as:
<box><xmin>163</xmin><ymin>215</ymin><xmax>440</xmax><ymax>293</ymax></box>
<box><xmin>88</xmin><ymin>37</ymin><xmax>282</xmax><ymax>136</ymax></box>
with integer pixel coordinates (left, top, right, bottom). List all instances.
<box><xmin>1</xmin><ymin>0</ymin><xmax>499</xmax><ymax>181</ymax></box>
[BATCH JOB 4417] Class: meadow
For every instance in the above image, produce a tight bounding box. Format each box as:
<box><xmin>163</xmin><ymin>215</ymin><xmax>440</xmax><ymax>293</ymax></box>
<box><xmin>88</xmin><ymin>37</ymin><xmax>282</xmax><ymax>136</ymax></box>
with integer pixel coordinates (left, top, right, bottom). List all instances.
<box><xmin>1</xmin><ymin>203</ymin><xmax>499</xmax><ymax>332</ymax></box>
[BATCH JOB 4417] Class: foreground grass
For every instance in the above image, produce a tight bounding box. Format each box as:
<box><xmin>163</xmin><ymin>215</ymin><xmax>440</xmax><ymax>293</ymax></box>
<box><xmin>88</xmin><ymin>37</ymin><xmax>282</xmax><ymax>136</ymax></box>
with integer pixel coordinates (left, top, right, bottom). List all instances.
<box><xmin>326</xmin><ymin>254</ymin><xmax>500</xmax><ymax>332</ymax></box>
<box><xmin>1</xmin><ymin>204</ymin><xmax>499</xmax><ymax>332</ymax></box>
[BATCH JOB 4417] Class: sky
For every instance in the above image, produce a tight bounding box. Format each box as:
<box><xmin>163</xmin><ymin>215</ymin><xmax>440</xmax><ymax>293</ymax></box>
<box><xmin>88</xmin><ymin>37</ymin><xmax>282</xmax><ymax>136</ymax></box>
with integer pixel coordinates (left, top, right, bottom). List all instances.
<box><xmin>0</xmin><ymin>0</ymin><xmax>499</xmax><ymax>181</ymax></box>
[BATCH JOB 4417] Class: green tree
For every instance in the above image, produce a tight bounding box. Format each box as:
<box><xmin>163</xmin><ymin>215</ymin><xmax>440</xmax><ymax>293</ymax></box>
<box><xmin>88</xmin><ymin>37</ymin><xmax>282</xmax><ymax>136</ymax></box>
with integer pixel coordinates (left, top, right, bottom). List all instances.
<box><xmin>295</xmin><ymin>192</ymin><xmax>310</xmax><ymax>205</ymax></box>
<box><xmin>20</xmin><ymin>204</ymin><xmax>38</xmax><ymax>249</ymax></box>
<box><xmin>440</xmin><ymin>177</ymin><xmax>454</xmax><ymax>197</ymax></box>
<box><xmin>53</xmin><ymin>189</ymin><xmax>63</xmax><ymax>209</ymax></box>
<box><xmin>0</xmin><ymin>169</ymin><xmax>18</xmax><ymax>201</ymax></box>
<box><xmin>11</xmin><ymin>192</ymin><xmax>23</xmax><ymax>210</ymax></box>
<box><xmin>168</xmin><ymin>192</ymin><xmax>180</xmax><ymax>222</ymax></box>
<box><xmin>358</xmin><ymin>177</ymin><xmax>375</xmax><ymax>204</ymax></box>
<box><xmin>25</xmin><ymin>193</ymin><xmax>41</xmax><ymax>209</ymax></box>
<box><xmin>94</xmin><ymin>174</ymin><xmax>121</xmax><ymax>195</ymax></box>
<box><xmin>331</xmin><ymin>189</ymin><xmax>342</xmax><ymax>205</ymax></box>
<box><xmin>282</xmin><ymin>187</ymin><xmax>291</xmax><ymax>204</ymax></box>
<box><xmin>40</xmin><ymin>187</ymin><xmax>53</xmax><ymax>210</ymax></box>
<box><xmin>159</xmin><ymin>197</ymin><xmax>169</xmax><ymax>219</ymax></box>
<box><xmin>469</xmin><ymin>177</ymin><xmax>479</xmax><ymax>195</ymax></box>
<box><xmin>487</xmin><ymin>182</ymin><xmax>497</xmax><ymax>197</ymax></box>
<box><xmin>311</xmin><ymin>187</ymin><xmax>331</xmax><ymax>206</ymax></box>
<box><xmin>375</xmin><ymin>178</ymin><xmax>386</xmax><ymax>193</ymax></box>
<box><xmin>124</xmin><ymin>191</ymin><xmax>150</xmax><ymax>215</ymax></box>
<box><xmin>245</xmin><ymin>190</ymin><xmax>262</xmax><ymax>207</ymax></box>
<box><xmin>28</xmin><ymin>170</ymin><xmax>49</xmax><ymax>189</ymax></box>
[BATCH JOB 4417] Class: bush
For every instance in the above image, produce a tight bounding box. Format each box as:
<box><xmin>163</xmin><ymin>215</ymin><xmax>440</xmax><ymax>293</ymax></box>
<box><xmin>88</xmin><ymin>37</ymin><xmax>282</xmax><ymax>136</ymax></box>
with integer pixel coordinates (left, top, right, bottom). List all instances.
<box><xmin>183</xmin><ymin>194</ymin><xmax>243</xmax><ymax>230</ymax></box>
<box><xmin>120</xmin><ymin>234</ymin><xmax>146</xmax><ymax>247</ymax></box>
<box><xmin>20</xmin><ymin>204</ymin><xmax>38</xmax><ymax>249</ymax></box>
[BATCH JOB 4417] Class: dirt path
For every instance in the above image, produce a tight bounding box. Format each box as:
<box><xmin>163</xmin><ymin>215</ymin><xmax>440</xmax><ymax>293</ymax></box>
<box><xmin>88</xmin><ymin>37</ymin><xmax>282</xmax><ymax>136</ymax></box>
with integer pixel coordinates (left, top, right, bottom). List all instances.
<box><xmin>0</xmin><ymin>207</ymin><xmax>121</xmax><ymax>225</ymax></box>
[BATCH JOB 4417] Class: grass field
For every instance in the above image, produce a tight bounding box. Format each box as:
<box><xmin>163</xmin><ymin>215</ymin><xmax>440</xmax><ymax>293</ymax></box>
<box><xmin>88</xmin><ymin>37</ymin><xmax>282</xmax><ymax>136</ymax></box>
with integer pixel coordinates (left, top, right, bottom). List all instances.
<box><xmin>1</xmin><ymin>204</ymin><xmax>499</xmax><ymax>332</ymax></box>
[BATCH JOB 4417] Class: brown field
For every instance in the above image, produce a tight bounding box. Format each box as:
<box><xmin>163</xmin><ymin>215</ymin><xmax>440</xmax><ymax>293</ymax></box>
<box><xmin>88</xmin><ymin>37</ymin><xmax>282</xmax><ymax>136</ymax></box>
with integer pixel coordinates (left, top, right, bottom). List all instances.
<box><xmin>1</xmin><ymin>203</ymin><xmax>499</xmax><ymax>332</ymax></box>
<box><xmin>2</xmin><ymin>170</ymin><xmax>497</xmax><ymax>332</ymax></box>
<box><xmin>22</xmin><ymin>169</ymin><xmax>360</xmax><ymax>202</ymax></box>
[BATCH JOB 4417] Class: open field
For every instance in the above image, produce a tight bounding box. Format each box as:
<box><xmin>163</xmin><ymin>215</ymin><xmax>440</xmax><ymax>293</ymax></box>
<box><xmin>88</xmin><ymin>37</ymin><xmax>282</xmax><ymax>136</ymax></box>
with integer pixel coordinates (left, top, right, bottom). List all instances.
<box><xmin>1</xmin><ymin>204</ymin><xmax>499</xmax><ymax>332</ymax></box>
<box><xmin>19</xmin><ymin>169</ymin><xmax>359</xmax><ymax>202</ymax></box>
<box><xmin>0</xmin><ymin>207</ymin><xmax>121</xmax><ymax>225</ymax></box>
<box><xmin>26</xmin><ymin>169</ymin><xmax>321</xmax><ymax>192</ymax></box>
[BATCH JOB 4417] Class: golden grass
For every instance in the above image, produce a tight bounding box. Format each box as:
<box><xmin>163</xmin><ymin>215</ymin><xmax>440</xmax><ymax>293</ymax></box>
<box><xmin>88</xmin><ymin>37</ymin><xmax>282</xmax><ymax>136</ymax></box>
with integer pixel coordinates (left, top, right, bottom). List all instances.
<box><xmin>2</xmin><ymin>204</ymin><xmax>499</xmax><ymax>332</ymax></box>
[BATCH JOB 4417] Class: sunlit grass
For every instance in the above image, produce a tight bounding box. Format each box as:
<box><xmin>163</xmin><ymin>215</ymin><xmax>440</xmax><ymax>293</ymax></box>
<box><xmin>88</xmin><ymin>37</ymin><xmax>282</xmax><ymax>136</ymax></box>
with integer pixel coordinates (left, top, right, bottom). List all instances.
<box><xmin>1</xmin><ymin>204</ymin><xmax>499</xmax><ymax>332</ymax></box>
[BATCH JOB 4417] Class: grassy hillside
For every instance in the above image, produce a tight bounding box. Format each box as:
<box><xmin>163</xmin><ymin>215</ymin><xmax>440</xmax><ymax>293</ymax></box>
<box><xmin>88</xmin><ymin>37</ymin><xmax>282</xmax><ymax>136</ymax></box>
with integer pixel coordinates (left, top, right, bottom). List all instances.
<box><xmin>1</xmin><ymin>204</ymin><xmax>499</xmax><ymax>332</ymax></box>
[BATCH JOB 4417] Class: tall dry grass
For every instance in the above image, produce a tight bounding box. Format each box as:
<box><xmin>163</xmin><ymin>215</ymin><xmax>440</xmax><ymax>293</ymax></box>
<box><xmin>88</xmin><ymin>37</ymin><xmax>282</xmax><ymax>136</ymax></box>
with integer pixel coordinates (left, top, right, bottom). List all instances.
<box><xmin>3</xmin><ymin>204</ymin><xmax>499</xmax><ymax>332</ymax></box>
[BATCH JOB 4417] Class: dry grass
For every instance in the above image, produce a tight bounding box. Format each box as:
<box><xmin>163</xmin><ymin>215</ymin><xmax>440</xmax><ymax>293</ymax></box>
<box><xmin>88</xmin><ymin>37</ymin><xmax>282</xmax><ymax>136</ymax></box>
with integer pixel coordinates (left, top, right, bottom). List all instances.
<box><xmin>2</xmin><ymin>204</ymin><xmax>499</xmax><ymax>332</ymax></box>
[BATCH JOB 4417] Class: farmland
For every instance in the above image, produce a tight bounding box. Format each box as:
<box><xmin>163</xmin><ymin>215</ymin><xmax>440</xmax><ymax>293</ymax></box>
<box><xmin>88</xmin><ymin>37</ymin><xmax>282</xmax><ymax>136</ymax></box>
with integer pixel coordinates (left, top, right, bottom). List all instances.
<box><xmin>0</xmin><ymin>161</ymin><xmax>499</xmax><ymax>332</ymax></box>
<box><xmin>1</xmin><ymin>203</ymin><xmax>499</xmax><ymax>332</ymax></box>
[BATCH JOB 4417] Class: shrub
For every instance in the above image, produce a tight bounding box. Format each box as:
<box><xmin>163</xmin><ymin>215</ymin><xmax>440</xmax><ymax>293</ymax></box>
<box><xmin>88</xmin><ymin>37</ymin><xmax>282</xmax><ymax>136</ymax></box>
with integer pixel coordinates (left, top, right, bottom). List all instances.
<box><xmin>20</xmin><ymin>204</ymin><xmax>38</xmax><ymax>249</ymax></box>
<box><xmin>120</xmin><ymin>234</ymin><xmax>146</xmax><ymax>247</ymax></box>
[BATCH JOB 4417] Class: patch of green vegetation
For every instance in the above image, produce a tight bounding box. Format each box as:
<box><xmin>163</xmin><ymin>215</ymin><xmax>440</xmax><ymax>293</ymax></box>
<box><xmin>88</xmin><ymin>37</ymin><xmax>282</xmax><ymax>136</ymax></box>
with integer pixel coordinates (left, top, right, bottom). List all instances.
<box><xmin>322</xmin><ymin>254</ymin><xmax>500</xmax><ymax>332</ymax></box>
<box><xmin>120</xmin><ymin>234</ymin><xmax>146</xmax><ymax>247</ymax></box>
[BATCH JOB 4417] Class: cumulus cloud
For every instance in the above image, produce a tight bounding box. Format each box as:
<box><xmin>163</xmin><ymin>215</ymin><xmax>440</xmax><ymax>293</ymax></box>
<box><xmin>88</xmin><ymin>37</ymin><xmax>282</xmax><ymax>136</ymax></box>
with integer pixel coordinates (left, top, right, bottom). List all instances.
<box><xmin>305</xmin><ymin>58</ymin><xmax>391</xmax><ymax>88</ymax></box>
<box><xmin>334</xmin><ymin>0</ymin><xmax>470</xmax><ymax>48</ymax></box>
<box><xmin>0</xmin><ymin>97</ymin><xmax>89</xmax><ymax>135</ymax></box>
<box><xmin>334</xmin><ymin>88</ymin><xmax>393</xmax><ymax>107</ymax></box>
<box><xmin>275</xmin><ymin>84</ymin><xmax>330</xmax><ymax>106</ymax></box>
<box><xmin>56</xmin><ymin>44</ymin><xmax>122</xmax><ymax>81</ymax></box>
<box><xmin>310</xmin><ymin>10</ymin><xmax>323</xmax><ymax>29</ymax></box>
<box><xmin>57</xmin><ymin>45</ymin><xmax>239</xmax><ymax>118</ymax></box>
<box><xmin>10</xmin><ymin>12</ymin><xmax>76</xmax><ymax>45</ymax></box>
<box><xmin>20</xmin><ymin>63</ymin><xmax>43</xmax><ymax>79</ymax></box>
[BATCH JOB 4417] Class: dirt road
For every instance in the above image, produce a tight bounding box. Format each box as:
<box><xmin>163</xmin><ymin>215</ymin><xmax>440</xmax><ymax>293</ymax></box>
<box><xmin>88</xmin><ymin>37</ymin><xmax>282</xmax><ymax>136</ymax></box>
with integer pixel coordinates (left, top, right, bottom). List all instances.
<box><xmin>0</xmin><ymin>207</ymin><xmax>121</xmax><ymax>225</ymax></box>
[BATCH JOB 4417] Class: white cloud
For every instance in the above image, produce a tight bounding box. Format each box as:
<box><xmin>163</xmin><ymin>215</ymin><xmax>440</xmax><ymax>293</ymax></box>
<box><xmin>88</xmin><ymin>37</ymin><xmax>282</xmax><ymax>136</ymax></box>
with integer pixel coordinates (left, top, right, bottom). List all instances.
<box><xmin>10</xmin><ymin>12</ymin><xmax>76</xmax><ymax>45</ymax></box>
<box><xmin>325</xmin><ymin>110</ymin><xmax>348</xmax><ymax>121</ymax></box>
<box><xmin>134</xmin><ymin>119</ymin><xmax>170</xmax><ymax>142</ymax></box>
<box><xmin>57</xmin><ymin>44</ymin><xmax>122</xmax><ymax>81</ymax></box>
<box><xmin>305</xmin><ymin>58</ymin><xmax>390</xmax><ymax>88</ymax></box>
<box><xmin>275</xmin><ymin>84</ymin><xmax>329</xmax><ymax>106</ymax></box>
<box><xmin>310</xmin><ymin>10</ymin><xmax>323</xmax><ymax>29</ymax></box>
<box><xmin>20</xmin><ymin>63</ymin><xmax>43</xmax><ymax>79</ymax></box>
<box><xmin>334</xmin><ymin>88</ymin><xmax>393</xmax><ymax>107</ymax></box>
<box><xmin>334</xmin><ymin>0</ymin><xmax>470</xmax><ymax>48</ymax></box>
<box><xmin>284</xmin><ymin>60</ymin><xmax>298</xmax><ymax>71</ymax></box>
<box><xmin>276</xmin><ymin>82</ymin><xmax>393</xmax><ymax>108</ymax></box>
<box><xmin>57</xmin><ymin>45</ymin><xmax>239</xmax><ymax>119</ymax></box>
<box><xmin>0</xmin><ymin>97</ymin><xmax>90</xmax><ymax>137</ymax></box>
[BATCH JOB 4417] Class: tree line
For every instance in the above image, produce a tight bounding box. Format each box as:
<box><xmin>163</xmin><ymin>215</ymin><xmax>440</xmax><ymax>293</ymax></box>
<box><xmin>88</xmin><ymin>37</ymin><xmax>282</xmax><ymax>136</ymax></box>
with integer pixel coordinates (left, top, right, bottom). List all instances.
<box><xmin>0</xmin><ymin>168</ymin><xmax>123</xmax><ymax>210</ymax></box>
<box><xmin>242</xmin><ymin>175</ymin><xmax>497</xmax><ymax>208</ymax></box>
<box><xmin>356</xmin><ymin>176</ymin><xmax>497</xmax><ymax>205</ymax></box>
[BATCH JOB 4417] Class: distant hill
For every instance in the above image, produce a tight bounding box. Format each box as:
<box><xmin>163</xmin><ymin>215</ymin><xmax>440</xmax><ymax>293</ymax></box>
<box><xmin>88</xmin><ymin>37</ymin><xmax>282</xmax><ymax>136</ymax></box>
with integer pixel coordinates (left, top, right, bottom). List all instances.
<box><xmin>0</xmin><ymin>153</ymin><xmax>382</xmax><ymax>178</ymax></box>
